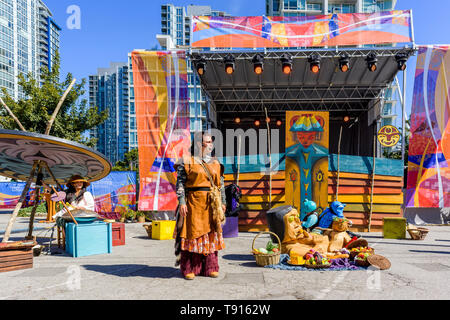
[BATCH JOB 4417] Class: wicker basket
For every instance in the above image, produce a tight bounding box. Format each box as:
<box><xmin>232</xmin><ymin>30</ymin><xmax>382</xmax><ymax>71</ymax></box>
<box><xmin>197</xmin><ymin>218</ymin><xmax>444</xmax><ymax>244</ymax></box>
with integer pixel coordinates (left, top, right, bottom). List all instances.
<box><xmin>355</xmin><ymin>258</ymin><xmax>371</xmax><ymax>268</ymax></box>
<box><xmin>408</xmin><ymin>227</ymin><xmax>429</xmax><ymax>240</ymax></box>
<box><xmin>252</xmin><ymin>231</ymin><xmax>281</xmax><ymax>267</ymax></box>
<box><xmin>349</xmin><ymin>248</ymin><xmax>374</xmax><ymax>261</ymax></box>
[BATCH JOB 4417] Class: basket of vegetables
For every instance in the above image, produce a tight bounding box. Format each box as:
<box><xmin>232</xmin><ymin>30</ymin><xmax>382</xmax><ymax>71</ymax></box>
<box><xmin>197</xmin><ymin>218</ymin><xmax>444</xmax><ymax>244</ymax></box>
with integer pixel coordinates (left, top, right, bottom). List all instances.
<box><xmin>252</xmin><ymin>231</ymin><xmax>281</xmax><ymax>267</ymax></box>
<box><xmin>303</xmin><ymin>249</ymin><xmax>331</xmax><ymax>269</ymax></box>
<box><xmin>354</xmin><ymin>252</ymin><xmax>373</xmax><ymax>267</ymax></box>
<box><xmin>349</xmin><ymin>247</ymin><xmax>374</xmax><ymax>261</ymax></box>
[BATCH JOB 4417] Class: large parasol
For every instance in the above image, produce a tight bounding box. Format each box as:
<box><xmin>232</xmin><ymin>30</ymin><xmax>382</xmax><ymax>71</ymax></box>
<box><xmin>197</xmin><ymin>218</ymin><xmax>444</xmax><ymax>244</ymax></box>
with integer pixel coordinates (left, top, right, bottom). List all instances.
<box><xmin>0</xmin><ymin>130</ymin><xmax>112</xmax><ymax>242</ymax></box>
<box><xmin>0</xmin><ymin>81</ymin><xmax>112</xmax><ymax>243</ymax></box>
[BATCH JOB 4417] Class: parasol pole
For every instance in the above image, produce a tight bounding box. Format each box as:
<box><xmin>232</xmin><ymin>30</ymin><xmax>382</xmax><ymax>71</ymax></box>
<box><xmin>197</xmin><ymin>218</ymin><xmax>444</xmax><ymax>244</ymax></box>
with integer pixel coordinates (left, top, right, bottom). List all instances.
<box><xmin>2</xmin><ymin>161</ymin><xmax>39</xmax><ymax>243</ymax></box>
<box><xmin>368</xmin><ymin>132</ymin><xmax>377</xmax><ymax>232</ymax></box>
<box><xmin>41</xmin><ymin>161</ymin><xmax>63</xmax><ymax>191</ymax></box>
<box><xmin>336</xmin><ymin>125</ymin><xmax>343</xmax><ymax>201</ymax></box>
<box><xmin>25</xmin><ymin>163</ymin><xmax>44</xmax><ymax>240</ymax></box>
<box><xmin>0</xmin><ymin>96</ymin><xmax>26</xmax><ymax>132</ymax></box>
<box><xmin>45</xmin><ymin>78</ymin><xmax>76</xmax><ymax>135</ymax></box>
<box><xmin>42</xmin><ymin>162</ymin><xmax>78</xmax><ymax>225</ymax></box>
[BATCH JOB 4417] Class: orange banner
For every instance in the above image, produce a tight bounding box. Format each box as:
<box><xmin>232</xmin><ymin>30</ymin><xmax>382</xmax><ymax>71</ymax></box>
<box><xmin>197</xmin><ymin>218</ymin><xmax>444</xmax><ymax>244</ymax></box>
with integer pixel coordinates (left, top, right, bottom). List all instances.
<box><xmin>131</xmin><ymin>51</ymin><xmax>190</xmax><ymax>211</ymax></box>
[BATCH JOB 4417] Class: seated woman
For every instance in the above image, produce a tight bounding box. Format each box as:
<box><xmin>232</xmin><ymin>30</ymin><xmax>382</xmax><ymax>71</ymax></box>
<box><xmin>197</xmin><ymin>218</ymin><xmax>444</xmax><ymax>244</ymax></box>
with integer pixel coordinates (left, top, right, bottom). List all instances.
<box><xmin>63</xmin><ymin>175</ymin><xmax>95</xmax><ymax>212</ymax></box>
<box><xmin>44</xmin><ymin>175</ymin><xmax>95</xmax><ymax>218</ymax></box>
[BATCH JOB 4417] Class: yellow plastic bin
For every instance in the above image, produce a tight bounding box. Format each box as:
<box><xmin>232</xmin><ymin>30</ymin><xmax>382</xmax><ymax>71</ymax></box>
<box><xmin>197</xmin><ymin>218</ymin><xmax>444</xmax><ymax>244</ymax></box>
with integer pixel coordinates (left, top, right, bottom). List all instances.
<box><xmin>383</xmin><ymin>217</ymin><xmax>407</xmax><ymax>239</ymax></box>
<box><xmin>152</xmin><ymin>221</ymin><xmax>176</xmax><ymax>240</ymax></box>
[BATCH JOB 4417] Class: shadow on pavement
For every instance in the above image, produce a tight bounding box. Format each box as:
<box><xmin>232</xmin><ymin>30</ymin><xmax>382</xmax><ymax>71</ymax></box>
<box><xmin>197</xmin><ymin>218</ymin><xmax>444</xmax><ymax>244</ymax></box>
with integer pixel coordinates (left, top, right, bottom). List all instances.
<box><xmin>82</xmin><ymin>264</ymin><xmax>181</xmax><ymax>279</ymax></box>
<box><xmin>376</xmin><ymin>241</ymin><xmax>450</xmax><ymax>248</ymax></box>
<box><xmin>238</xmin><ymin>261</ymin><xmax>260</xmax><ymax>268</ymax></box>
<box><xmin>409</xmin><ymin>249</ymin><xmax>450</xmax><ymax>255</ymax></box>
<box><xmin>359</xmin><ymin>235</ymin><xmax>384</xmax><ymax>239</ymax></box>
<box><xmin>222</xmin><ymin>254</ymin><xmax>254</xmax><ymax>261</ymax></box>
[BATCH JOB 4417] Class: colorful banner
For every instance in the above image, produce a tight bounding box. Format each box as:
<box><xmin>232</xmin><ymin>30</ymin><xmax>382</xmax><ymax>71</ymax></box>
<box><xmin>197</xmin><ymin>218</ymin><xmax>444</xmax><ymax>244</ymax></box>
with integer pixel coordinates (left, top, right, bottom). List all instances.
<box><xmin>285</xmin><ymin>112</ymin><xmax>329</xmax><ymax>216</ymax></box>
<box><xmin>88</xmin><ymin>171</ymin><xmax>137</xmax><ymax>214</ymax></box>
<box><xmin>0</xmin><ymin>183</ymin><xmax>37</xmax><ymax>209</ymax></box>
<box><xmin>0</xmin><ymin>172</ymin><xmax>137</xmax><ymax>212</ymax></box>
<box><xmin>131</xmin><ymin>51</ymin><xmax>190</xmax><ymax>212</ymax></box>
<box><xmin>406</xmin><ymin>45</ymin><xmax>450</xmax><ymax>208</ymax></box>
<box><xmin>192</xmin><ymin>10</ymin><xmax>412</xmax><ymax>48</ymax></box>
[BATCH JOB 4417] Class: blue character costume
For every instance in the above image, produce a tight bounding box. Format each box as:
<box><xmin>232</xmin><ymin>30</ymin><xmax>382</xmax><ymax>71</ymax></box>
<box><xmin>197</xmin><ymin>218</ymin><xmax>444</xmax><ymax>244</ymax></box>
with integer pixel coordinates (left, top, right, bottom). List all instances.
<box><xmin>301</xmin><ymin>199</ymin><xmax>319</xmax><ymax>230</ymax></box>
<box><xmin>286</xmin><ymin>115</ymin><xmax>328</xmax><ymax>218</ymax></box>
<box><xmin>318</xmin><ymin>201</ymin><xmax>346</xmax><ymax>229</ymax></box>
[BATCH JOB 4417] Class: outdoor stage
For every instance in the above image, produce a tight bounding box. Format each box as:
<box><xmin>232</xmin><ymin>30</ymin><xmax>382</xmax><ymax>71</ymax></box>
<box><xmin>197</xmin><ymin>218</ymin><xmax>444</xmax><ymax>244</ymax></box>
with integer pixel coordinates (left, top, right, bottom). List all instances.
<box><xmin>190</xmin><ymin>45</ymin><xmax>414</xmax><ymax>233</ymax></box>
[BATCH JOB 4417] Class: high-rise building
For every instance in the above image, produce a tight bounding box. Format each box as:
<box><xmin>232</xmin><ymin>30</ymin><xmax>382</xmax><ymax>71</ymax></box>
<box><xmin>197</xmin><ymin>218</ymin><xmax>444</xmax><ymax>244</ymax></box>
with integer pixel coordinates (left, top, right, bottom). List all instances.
<box><xmin>37</xmin><ymin>1</ymin><xmax>61</xmax><ymax>77</ymax></box>
<box><xmin>266</xmin><ymin>0</ymin><xmax>396</xmax><ymax>16</ymax></box>
<box><xmin>0</xmin><ymin>0</ymin><xmax>61</xmax><ymax>100</ymax></box>
<box><xmin>89</xmin><ymin>63</ymin><xmax>130</xmax><ymax>165</ymax></box>
<box><xmin>265</xmin><ymin>0</ymin><xmax>400</xmax><ymax>128</ymax></box>
<box><xmin>158</xmin><ymin>4</ymin><xmax>230</xmax><ymax>132</ymax></box>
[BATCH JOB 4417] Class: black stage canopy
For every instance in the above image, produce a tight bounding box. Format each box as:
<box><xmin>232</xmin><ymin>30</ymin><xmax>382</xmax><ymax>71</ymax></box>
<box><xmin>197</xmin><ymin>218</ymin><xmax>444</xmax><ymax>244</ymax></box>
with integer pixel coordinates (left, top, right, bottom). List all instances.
<box><xmin>190</xmin><ymin>47</ymin><xmax>416</xmax><ymax>114</ymax></box>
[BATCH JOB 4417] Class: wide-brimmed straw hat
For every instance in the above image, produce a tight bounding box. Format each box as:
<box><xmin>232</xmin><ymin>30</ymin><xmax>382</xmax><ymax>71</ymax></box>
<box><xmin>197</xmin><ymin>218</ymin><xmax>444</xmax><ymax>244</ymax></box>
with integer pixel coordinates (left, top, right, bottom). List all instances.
<box><xmin>67</xmin><ymin>175</ymin><xmax>90</xmax><ymax>188</ymax></box>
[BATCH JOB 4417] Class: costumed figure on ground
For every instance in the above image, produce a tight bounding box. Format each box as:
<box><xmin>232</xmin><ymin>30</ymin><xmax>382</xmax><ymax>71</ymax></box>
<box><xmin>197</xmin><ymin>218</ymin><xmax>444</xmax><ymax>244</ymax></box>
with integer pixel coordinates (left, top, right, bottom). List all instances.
<box><xmin>300</xmin><ymin>199</ymin><xmax>321</xmax><ymax>232</ymax></box>
<box><xmin>327</xmin><ymin>217</ymin><xmax>353</xmax><ymax>253</ymax></box>
<box><xmin>174</xmin><ymin>132</ymin><xmax>227</xmax><ymax>281</ymax></box>
<box><xmin>286</xmin><ymin>115</ymin><xmax>328</xmax><ymax>217</ymax></box>
<box><xmin>318</xmin><ymin>201</ymin><xmax>346</xmax><ymax>229</ymax></box>
<box><xmin>281</xmin><ymin>208</ymin><xmax>329</xmax><ymax>257</ymax></box>
<box><xmin>319</xmin><ymin>201</ymin><xmax>365</xmax><ymax>248</ymax></box>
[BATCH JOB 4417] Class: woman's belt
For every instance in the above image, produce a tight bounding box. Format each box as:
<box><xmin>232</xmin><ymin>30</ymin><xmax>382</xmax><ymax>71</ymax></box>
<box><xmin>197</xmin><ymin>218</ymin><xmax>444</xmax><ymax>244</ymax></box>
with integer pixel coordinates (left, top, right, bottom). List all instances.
<box><xmin>186</xmin><ymin>187</ymin><xmax>211</xmax><ymax>193</ymax></box>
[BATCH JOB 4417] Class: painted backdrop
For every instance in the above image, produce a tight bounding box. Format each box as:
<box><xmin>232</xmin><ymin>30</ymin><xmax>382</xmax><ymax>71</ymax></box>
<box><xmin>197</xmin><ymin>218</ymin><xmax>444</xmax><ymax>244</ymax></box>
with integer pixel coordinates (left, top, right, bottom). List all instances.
<box><xmin>407</xmin><ymin>45</ymin><xmax>450</xmax><ymax>208</ymax></box>
<box><xmin>285</xmin><ymin>112</ymin><xmax>329</xmax><ymax>216</ymax></box>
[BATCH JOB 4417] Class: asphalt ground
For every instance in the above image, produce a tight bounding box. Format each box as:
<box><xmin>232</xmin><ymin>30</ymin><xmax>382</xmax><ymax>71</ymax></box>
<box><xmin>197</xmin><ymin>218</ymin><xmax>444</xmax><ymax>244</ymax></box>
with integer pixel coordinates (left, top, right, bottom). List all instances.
<box><xmin>1</xmin><ymin>213</ymin><xmax>450</xmax><ymax>303</ymax></box>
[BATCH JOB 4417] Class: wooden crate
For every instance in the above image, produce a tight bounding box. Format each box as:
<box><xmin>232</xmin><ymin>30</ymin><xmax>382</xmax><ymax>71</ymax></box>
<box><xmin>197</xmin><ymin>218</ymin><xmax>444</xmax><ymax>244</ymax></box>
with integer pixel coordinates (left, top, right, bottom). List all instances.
<box><xmin>0</xmin><ymin>249</ymin><xmax>33</xmax><ymax>273</ymax></box>
<box><xmin>112</xmin><ymin>223</ymin><xmax>125</xmax><ymax>247</ymax></box>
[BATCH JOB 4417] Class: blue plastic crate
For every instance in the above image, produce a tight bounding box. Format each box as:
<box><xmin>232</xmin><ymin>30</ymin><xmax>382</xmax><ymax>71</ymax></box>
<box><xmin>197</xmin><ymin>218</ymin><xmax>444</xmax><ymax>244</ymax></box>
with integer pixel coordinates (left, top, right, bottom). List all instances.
<box><xmin>65</xmin><ymin>221</ymin><xmax>112</xmax><ymax>258</ymax></box>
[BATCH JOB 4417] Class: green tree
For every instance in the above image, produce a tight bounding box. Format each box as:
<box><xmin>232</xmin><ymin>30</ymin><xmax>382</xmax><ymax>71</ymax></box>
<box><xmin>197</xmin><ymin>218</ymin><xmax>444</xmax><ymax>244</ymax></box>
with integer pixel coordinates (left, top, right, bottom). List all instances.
<box><xmin>112</xmin><ymin>148</ymin><xmax>139</xmax><ymax>172</ymax></box>
<box><xmin>0</xmin><ymin>53</ymin><xmax>108</xmax><ymax>148</ymax></box>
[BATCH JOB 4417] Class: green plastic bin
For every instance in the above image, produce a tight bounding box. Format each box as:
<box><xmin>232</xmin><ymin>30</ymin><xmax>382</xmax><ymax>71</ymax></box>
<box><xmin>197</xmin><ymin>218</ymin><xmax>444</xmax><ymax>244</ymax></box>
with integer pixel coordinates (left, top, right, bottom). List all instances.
<box><xmin>383</xmin><ymin>217</ymin><xmax>407</xmax><ymax>239</ymax></box>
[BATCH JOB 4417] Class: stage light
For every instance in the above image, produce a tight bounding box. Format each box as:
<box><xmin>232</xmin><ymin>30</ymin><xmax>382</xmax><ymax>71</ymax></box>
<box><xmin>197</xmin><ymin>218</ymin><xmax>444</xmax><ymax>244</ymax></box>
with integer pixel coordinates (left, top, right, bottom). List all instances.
<box><xmin>195</xmin><ymin>56</ymin><xmax>207</xmax><ymax>76</ymax></box>
<box><xmin>344</xmin><ymin>116</ymin><xmax>350</xmax><ymax>123</ymax></box>
<box><xmin>309</xmin><ymin>54</ymin><xmax>321</xmax><ymax>73</ymax></box>
<box><xmin>366</xmin><ymin>53</ymin><xmax>378</xmax><ymax>72</ymax></box>
<box><xmin>224</xmin><ymin>54</ymin><xmax>235</xmax><ymax>75</ymax></box>
<box><xmin>281</xmin><ymin>54</ymin><xmax>293</xmax><ymax>74</ymax></box>
<box><xmin>395</xmin><ymin>52</ymin><xmax>408</xmax><ymax>71</ymax></box>
<box><xmin>254</xmin><ymin>120</ymin><xmax>261</xmax><ymax>127</ymax></box>
<box><xmin>253</xmin><ymin>54</ymin><xmax>264</xmax><ymax>75</ymax></box>
<box><xmin>234</xmin><ymin>117</ymin><xmax>241</xmax><ymax>124</ymax></box>
<box><xmin>339</xmin><ymin>55</ymin><xmax>350</xmax><ymax>73</ymax></box>
<box><xmin>266</xmin><ymin>117</ymin><xmax>271</xmax><ymax>124</ymax></box>
<box><xmin>276</xmin><ymin>119</ymin><xmax>283</xmax><ymax>126</ymax></box>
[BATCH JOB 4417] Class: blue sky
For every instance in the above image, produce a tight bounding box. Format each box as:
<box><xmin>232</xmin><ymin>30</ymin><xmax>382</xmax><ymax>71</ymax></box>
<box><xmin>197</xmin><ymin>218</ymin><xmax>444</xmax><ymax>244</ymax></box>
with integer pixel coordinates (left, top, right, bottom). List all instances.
<box><xmin>45</xmin><ymin>0</ymin><xmax>450</xmax><ymax>121</ymax></box>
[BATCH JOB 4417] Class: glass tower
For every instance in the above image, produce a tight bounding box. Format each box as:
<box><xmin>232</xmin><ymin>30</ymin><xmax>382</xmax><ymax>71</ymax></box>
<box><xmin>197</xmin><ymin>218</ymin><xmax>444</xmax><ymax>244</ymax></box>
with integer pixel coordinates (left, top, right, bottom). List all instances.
<box><xmin>266</xmin><ymin>0</ymin><xmax>396</xmax><ymax>16</ymax></box>
<box><xmin>89</xmin><ymin>63</ymin><xmax>130</xmax><ymax>165</ymax></box>
<box><xmin>0</xmin><ymin>0</ymin><xmax>61</xmax><ymax>100</ymax></box>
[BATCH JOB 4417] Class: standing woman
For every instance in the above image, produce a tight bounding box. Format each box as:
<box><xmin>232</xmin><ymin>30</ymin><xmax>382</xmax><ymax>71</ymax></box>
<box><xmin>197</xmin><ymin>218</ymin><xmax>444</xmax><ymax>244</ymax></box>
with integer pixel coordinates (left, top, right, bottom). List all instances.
<box><xmin>174</xmin><ymin>132</ymin><xmax>226</xmax><ymax>280</ymax></box>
